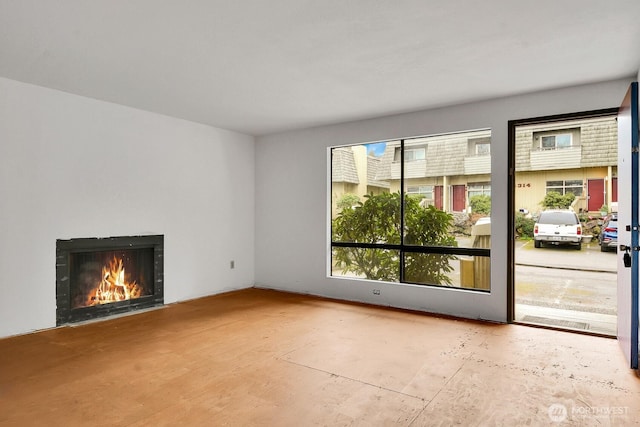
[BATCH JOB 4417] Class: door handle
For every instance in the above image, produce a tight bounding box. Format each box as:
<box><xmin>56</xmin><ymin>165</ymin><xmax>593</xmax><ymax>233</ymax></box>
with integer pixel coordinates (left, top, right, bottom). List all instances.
<box><xmin>621</xmin><ymin>245</ymin><xmax>633</xmax><ymax>268</ymax></box>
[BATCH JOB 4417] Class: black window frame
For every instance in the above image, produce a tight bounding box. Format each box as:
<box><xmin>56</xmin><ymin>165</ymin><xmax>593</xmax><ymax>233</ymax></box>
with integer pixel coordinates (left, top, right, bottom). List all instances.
<box><xmin>330</xmin><ymin>137</ymin><xmax>491</xmax><ymax>290</ymax></box>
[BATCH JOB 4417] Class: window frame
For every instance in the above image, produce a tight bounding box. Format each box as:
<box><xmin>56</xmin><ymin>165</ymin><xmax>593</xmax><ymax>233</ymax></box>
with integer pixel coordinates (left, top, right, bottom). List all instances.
<box><xmin>545</xmin><ymin>179</ymin><xmax>583</xmax><ymax>196</ymax></box>
<box><xmin>395</xmin><ymin>146</ymin><xmax>426</xmax><ymax>162</ymax></box>
<box><xmin>476</xmin><ymin>142</ymin><xmax>491</xmax><ymax>155</ymax></box>
<box><xmin>468</xmin><ymin>182</ymin><xmax>491</xmax><ymax>199</ymax></box>
<box><xmin>539</xmin><ymin>133</ymin><xmax>573</xmax><ymax>150</ymax></box>
<box><xmin>330</xmin><ymin>132</ymin><xmax>491</xmax><ymax>291</ymax></box>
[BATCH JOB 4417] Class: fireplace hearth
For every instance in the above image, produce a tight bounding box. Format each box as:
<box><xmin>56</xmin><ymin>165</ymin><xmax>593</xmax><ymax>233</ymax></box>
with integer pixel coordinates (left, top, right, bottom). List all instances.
<box><xmin>56</xmin><ymin>235</ymin><xmax>164</xmax><ymax>325</ymax></box>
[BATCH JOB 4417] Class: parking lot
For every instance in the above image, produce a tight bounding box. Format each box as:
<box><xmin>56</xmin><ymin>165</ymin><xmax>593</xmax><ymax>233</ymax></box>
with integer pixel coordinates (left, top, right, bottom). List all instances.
<box><xmin>516</xmin><ymin>238</ymin><xmax>617</xmax><ymax>273</ymax></box>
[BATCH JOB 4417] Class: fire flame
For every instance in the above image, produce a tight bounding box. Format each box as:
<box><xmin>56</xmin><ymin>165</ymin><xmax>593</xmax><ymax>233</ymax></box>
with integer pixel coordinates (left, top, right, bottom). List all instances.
<box><xmin>88</xmin><ymin>257</ymin><xmax>142</xmax><ymax>305</ymax></box>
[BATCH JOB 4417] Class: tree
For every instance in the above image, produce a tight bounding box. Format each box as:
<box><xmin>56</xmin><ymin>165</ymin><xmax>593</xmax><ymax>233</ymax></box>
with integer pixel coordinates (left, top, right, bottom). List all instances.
<box><xmin>332</xmin><ymin>192</ymin><xmax>457</xmax><ymax>285</ymax></box>
<box><xmin>541</xmin><ymin>191</ymin><xmax>575</xmax><ymax>209</ymax></box>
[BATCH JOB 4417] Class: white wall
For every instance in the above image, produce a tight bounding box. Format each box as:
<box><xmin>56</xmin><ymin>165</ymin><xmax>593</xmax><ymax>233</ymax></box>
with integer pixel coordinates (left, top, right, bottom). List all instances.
<box><xmin>255</xmin><ymin>78</ymin><xmax>633</xmax><ymax>323</ymax></box>
<box><xmin>0</xmin><ymin>77</ymin><xmax>255</xmax><ymax>338</ymax></box>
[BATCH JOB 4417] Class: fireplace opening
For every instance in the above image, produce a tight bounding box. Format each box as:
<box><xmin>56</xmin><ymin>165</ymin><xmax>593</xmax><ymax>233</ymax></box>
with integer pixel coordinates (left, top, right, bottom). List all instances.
<box><xmin>70</xmin><ymin>249</ymin><xmax>154</xmax><ymax>309</ymax></box>
<box><xmin>57</xmin><ymin>235</ymin><xmax>164</xmax><ymax>325</ymax></box>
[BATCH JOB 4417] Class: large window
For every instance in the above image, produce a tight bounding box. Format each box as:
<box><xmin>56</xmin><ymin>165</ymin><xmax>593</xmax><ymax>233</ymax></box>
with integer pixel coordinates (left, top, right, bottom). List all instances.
<box><xmin>330</xmin><ymin>130</ymin><xmax>491</xmax><ymax>291</ymax></box>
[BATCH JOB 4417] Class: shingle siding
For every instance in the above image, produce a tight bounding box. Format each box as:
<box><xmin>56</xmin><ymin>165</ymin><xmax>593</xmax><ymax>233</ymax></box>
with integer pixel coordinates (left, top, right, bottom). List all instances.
<box><xmin>580</xmin><ymin>120</ymin><xmax>617</xmax><ymax>167</ymax></box>
<box><xmin>367</xmin><ymin>156</ymin><xmax>390</xmax><ymax>189</ymax></box>
<box><xmin>515</xmin><ymin>116</ymin><xmax>616</xmax><ymax>171</ymax></box>
<box><xmin>331</xmin><ymin>147</ymin><xmax>359</xmax><ymax>184</ymax></box>
<box><xmin>376</xmin><ymin>130</ymin><xmax>490</xmax><ymax>180</ymax></box>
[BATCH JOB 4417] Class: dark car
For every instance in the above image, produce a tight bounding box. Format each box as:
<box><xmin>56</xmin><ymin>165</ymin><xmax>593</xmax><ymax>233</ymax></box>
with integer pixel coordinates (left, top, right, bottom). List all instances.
<box><xmin>599</xmin><ymin>214</ymin><xmax>618</xmax><ymax>252</ymax></box>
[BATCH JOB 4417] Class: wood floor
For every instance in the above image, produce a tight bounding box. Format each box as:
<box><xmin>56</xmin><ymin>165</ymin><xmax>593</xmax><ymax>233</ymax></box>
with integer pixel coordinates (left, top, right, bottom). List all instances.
<box><xmin>1</xmin><ymin>288</ymin><xmax>639</xmax><ymax>426</ymax></box>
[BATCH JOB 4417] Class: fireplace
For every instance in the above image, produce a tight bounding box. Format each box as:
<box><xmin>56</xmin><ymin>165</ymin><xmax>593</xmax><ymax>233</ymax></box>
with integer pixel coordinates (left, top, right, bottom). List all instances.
<box><xmin>56</xmin><ymin>235</ymin><xmax>164</xmax><ymax>325</ymax></box>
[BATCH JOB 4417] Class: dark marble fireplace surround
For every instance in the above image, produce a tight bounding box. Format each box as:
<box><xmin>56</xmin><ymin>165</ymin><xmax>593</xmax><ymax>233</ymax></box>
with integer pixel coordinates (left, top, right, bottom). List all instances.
<box><xmin>56</xmin><ymin>235</ymin><xmax>164</xmax><ymax>326</ymax></box>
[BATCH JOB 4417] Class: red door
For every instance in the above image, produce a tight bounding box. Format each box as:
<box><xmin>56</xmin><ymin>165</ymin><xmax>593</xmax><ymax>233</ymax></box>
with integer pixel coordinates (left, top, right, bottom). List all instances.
<box><xmin>612</xmin><ymin>177</ymin><xmax>618</xmax><ymax>202</ymax></box>
<box><xmin>587</xmin><ymin>179</ymin><xmax>605</xmax><ymax>212</ymax></box>
<box><xmin>434</xmin><ymin>186</ymin><xmax>443</xmax><ymax>210</ymax></box>
<box><xmin>452</xmin><ymin>185</ymin><xmax>466</xmax><ymax>212</ymax></box>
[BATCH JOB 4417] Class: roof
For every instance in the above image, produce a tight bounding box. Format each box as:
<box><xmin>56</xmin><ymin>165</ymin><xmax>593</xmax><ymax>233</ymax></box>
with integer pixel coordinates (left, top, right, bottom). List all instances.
<box><xmin>331</xmin><ymin>147</ymin><xmax>359</xmax><ymax>184</ymax></box>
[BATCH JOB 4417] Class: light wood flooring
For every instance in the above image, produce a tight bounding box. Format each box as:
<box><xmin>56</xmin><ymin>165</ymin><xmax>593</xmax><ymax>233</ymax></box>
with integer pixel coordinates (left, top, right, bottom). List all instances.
<box><xmin>1</xmin><ymin>288</ymin><xmax>639</xmax><ymax>426</ymax></box>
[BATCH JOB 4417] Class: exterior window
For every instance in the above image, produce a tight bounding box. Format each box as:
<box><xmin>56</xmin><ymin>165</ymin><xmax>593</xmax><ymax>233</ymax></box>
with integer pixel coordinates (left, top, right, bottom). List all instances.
<box><xmin>407</xmin><ymin>185</ymin><xmax>433</xmax><ymax>197</ymax></box>
<box><xmin>468</xmin><ymin>183</ymin><xmax>491</xmax><ymax>198</ymax></box>
<box><xmin>476</xmin><ymin>142</ymin><xmax>490</xmax><ymax>155</ymax></box>
<box><xmin>540</xmin><ymin>134</ymin><xmax>572</xmax><ymax>150</ymax></box>
<box><xmin>546</xmin><ymin>180</ymin><xmax>583</xmax><ymax>196</ymax></box>
<box><xmin>330</xmin><ymin>129</ymin><xmax>491</xmax><ymax>291</ymax></box>
<box><xmin>468</xmin><ymin>137</ymin><xmax>491</xmax><ymax>156</ymax></box>
<box><xmin>407</xmin><ymin>185</ymin><xmax>434</xmax><ymax>206</ymax></box>
<box><xmin>394</xmin><ymin>147</ymin><xmax>426</xmax><ymax>161</ymax></box>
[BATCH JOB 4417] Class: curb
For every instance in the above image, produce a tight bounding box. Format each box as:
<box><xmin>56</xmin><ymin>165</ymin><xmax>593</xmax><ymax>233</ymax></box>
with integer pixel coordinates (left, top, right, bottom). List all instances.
<box><xmin>515</xmin><ymin>262</ymin><xmax>616</xmax><ymax>274</ymax></box>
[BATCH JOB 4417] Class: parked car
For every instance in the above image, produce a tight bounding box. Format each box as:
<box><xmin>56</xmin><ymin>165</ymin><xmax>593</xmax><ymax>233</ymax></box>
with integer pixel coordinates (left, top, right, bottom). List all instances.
<box><xmin>533</xmin><ymin>209</ymin><xmax>582</xmax><ymax>250</ymax></box>
<box><xmin>599</xmin><ymin>214</ymin><xmax>618</xmax><ymax>252</ymax></box>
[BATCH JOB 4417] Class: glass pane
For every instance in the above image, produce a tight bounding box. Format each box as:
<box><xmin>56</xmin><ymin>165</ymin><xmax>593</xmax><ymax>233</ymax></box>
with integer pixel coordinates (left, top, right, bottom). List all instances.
<box><xmin>547</xmin><ymin>180</ymin><xmax>563</xmax><ymax>187</ymax></box>
<box><xmin>331</xmin><ymin>248</ymin><xmax>400</xmax><ymax>282</ymax></box>
<box><xmin>332</xmin><ymin>192</ymin><xmax>400</xmax><ymax>244</ymax></box>
<box><xmin>404</xmin><ymin>252</ymin><xmax>490</xmax><ymax>291</ymax></box>
<box><xmin>331</xmin><ymin>143</ymin><xmax>392</xmax><ymax>237</ymax></box>
<box><xmin>407</xmin><ymin>185</ymin><xmax>433</xmax><ymax>199</ymax></box>
<box><xmin>541</xmin><ymin>136</ymin><xmax>555</xmax><ymax>149</ymax></box>
<box><xmin>403</xmin><ymin>197</ymin><xmax>458</xmax><ymax>246</ymax></box>
<box><xmin>567</xmin><ymin>187</ymin><xmax>583</xmax><ymax>196</ymax></box>
<box><xmin>403</xmin><ymin>130</ymin><xmax>491</xmax><ymax>251</ymax></box>
<box><xmin>70</xmin><ymin>248</ymin><xmax>154</xmax><ymax>308</ymax></box>
<box><xmin>330</xmin><ymin>128</ymin><xmax>491</xmax><ymax>292</ymax></box>
<box><xmin>476</xmin><ymin>143</ymin><xmax>490</xmax><ymax>155</ymax></box>
<box><xmin>556</xmin><ymin>134</ymin><xmax>571</xmax><ymax>148</ymax></box>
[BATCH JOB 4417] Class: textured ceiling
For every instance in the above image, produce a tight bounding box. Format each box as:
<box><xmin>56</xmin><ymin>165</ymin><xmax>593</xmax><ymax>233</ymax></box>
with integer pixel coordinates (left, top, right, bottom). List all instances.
<box><xmin>1</xmin><ymin>1</ymin><xmax>639</xmax><ymax>136</ymax></box>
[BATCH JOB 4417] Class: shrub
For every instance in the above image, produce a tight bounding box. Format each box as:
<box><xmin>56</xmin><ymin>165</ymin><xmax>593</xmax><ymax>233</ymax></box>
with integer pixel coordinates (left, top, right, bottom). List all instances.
<box><xmin>515</xmin><ymin>213</ymin><xmax>535</xmax><ymax>239</ymax></box>
<box><xmin>469</xmin><ymin>194</ymin><xmax>491</xmax><ymax>215</ymax></box>
<box><xmin>336</xmin><ymin>193</ymin><xmax>360</xmax><ymax>211</ymax></box>
<box><xmin>541</xmin><ymin>191</ymin><xmax>575</xmax><ymax>210</ymax></box>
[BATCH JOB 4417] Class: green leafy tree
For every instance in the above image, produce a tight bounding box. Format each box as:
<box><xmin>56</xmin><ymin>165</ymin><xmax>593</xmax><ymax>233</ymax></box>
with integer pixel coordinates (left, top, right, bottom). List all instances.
<box><xmin>469</xmin><ymin>194</ymin><xmax>491</xmax><ymax>215</ymax></box>
<box><xmin>332</xmin><ymin>192</ymin><xmax>457</xmax><ymax>284</ymax></box>
<box><xmin>541</xmin><ymin>191</ymin><xmax>575</xmax><ymax>209</ymax></box>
